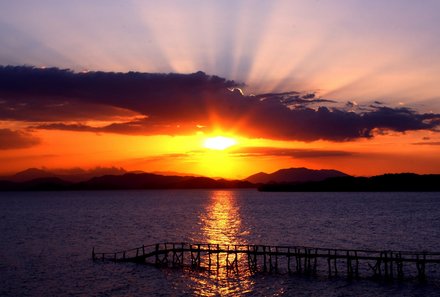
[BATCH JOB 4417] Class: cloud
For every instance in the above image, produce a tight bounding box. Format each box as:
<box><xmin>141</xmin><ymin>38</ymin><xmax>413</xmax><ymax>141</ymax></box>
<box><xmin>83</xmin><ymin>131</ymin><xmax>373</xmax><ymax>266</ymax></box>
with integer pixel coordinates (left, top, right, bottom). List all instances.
<box><xmin>0</xmin><ymin>98</ymin><xmax>138</xmax><ymax>122</ymax></box>
<box><xmin>412</xmin><ymin>141</ymin><xmax>440</xmax><ymax>146</ymax></box>
<box><xmin>0</xmin><ymin>66</ymin><xmax>238</xmax><ymax>123</ymax></box>
<box><xmin>0</xmin><ymin>128</ymin><xmax>39</xmax><ymax>149</ymax></box>
<box><xmin>230</xmin><ymin>147</ymin><xmax>354</xmax><ymax>158</ymax></box>
<box><xmin>34</xmin><ymin>117</ymin><xmax>200</xmax><ymax>135</ymax></box>
<box><xmin>1</xmin><ymin>66</ymin><xmax>439</xmax><ymax>141</ymax></box>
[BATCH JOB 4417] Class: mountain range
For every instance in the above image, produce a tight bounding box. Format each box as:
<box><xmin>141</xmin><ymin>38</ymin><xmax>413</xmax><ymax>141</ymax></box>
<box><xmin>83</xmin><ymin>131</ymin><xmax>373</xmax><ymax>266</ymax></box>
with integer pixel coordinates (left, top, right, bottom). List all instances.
<box><xmin>245</xmin><ymin>167</ymin><xmax>349</xmax><ymax>184</ymax></box>
<box><xmin>0</xmin><ymin>167</ymin><xmax>348</xmax><ymax>191</ymax></box>
<box><xmin>258</xmin><ymin>173</ymin><xmax>440</xmax><ymax>192</ymax></box>
<box><xmin>1</xmin><ymin>167</ymin><xmax>437</xmax><ymax>191</ymax></box>
<box><xmin>1</xmin><ymin>167</ymin><xmax>127</xmax><ymax>183</ymax></box>
<box><xmin>0</xmin><ymin>171</ymin><xmax>254</xmax><ymax>191</ymax></box>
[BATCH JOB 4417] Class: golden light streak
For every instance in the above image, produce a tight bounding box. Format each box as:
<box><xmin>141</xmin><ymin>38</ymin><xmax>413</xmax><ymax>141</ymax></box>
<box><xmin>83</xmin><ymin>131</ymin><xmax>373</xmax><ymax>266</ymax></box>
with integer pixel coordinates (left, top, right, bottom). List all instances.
<box><xmin>189</xmin><ymin>191</ymin><xmax>253</xmax><ymax>296</ymax></box>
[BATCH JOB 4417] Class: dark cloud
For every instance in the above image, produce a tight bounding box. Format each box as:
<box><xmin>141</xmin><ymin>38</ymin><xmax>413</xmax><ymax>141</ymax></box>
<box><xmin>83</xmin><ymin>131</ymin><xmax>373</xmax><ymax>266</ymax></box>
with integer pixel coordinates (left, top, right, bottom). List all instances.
<box><xmin>0</xmin><ymin>128</ymin><xmax>39</xmax><ymax>149</ymax></box>
<box><xmin>230</xmin><ymin>147</ymin><xmax>354</xmax><ymax>158</ymax></box>
<box><xmin>0</xmin><ymin>98</ymin><xmax>138</xmax><ymax>122</ymax></box>
<box><xmin>1</xmin><ymin>66</ymin><xmax>439</xmax><ymax>141</ymax></box>
<box><xmin>254</xmin><ymin>91</ymin><xmax>336</xmax><ymax>108</ymax></box>
<box><xmin>0</xmin><ymin>66</ymin><xmax>239</xmax><ymax>123</ymax></box>
<box><xmin>34</xmin><ymin>117</ymin><xmax>201</xmax><ymax>135</ymax></box>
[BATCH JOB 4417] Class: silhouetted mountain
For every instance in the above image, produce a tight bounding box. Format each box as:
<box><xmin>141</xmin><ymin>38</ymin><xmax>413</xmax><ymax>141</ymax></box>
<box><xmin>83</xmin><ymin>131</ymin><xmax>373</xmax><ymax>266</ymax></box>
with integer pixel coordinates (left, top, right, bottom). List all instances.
<box><xmin>258</xmin><ymin>173</ymin><xmax>440</xmax><ymax>192</ymax></box>
<box><xmin>51</xmin><ymin>167</ymin><xmax>127</xmax><ymax>182</ymax></box>
<box><xmin>0</xmin><ymin>172</ymin><xmax>255</xmax><ymax>191</ymax></box>
<box><xmin>0</xmin><ymin>177</ymin><xmax>72</xmax><ymax>191</ymax></box>
<box><xmin>21</xmin><ymin>177</ymin><xmax>72</xmax><ymax>191</ymax></box>
<box><xmin>2</xmin><ymin>167</ymin><xmax>127</xmax><ymax>183</ymax></box>
<box><xmin>8</xmin><ymin>168</ymin><xmax>54</xmax><ymax>182</ymax></box>
<box><xmin>0</xmin><ymin>180</ymin><xmax>17</xmax><ymax>191</ymax></box>
<box><xmin>76</xmin><ymin>173</ymin><xmax>181</xmax><ymax>190</ymax></box>
<box><xmin>246</xmin><ymin>167</ymin><xmax>349</xmax><ymax>184</ymax></box>
<box><xmin>2</xmin><ymin>170</ymin><xmax>436</xmax><ymax>192</ymax></box>
<box><xmin>75</xmin><ymin>173</ymin><xmax>255</xmax><ymax>190</ymax></box>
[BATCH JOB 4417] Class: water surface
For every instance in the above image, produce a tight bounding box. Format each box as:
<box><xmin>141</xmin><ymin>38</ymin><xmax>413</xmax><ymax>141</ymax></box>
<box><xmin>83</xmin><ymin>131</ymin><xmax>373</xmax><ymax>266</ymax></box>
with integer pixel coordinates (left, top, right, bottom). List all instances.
<box><xmin>1</xmin><ymin>190</ymin><xmax>439</xmax><ymax>296</ymax></box>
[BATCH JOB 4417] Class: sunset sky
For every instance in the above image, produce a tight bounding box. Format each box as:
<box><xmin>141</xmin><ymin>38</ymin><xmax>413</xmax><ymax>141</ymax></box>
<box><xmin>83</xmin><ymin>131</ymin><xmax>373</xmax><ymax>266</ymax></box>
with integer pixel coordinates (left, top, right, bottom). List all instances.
<box><xmin>1</xmin><ymin>0</ymin><xmax>439</xmax><ymax>179</ymax></box>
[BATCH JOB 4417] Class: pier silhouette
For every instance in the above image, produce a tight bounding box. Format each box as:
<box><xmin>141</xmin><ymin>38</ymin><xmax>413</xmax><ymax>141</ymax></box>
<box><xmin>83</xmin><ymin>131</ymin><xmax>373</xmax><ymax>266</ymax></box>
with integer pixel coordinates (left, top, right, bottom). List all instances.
<box><xmin>93</xmin><ymin>242</ymin><xmax>440</xmax><ymax>281</ymax></box>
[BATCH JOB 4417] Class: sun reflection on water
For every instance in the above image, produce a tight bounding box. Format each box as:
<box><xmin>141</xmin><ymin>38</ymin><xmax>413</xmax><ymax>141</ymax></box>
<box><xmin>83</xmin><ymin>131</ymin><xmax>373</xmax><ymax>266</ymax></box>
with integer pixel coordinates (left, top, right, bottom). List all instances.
<box><xmin>190</xmin><ymin>191</ymin><xmax>254</xmax><ymax>296</ymax></box>
<box><xmin>202</xmin><ymin>191</ymin><xmax>242</xmax><ymax>245</ymax></box>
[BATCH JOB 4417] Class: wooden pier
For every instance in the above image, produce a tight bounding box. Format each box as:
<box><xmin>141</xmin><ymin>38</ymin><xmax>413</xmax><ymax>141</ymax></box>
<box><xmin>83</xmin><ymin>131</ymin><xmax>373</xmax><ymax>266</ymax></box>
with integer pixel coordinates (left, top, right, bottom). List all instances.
<box><xmin>92</xmin><ymin>242</ymin><xmax>440</xmax><ymax>281</ymax></box>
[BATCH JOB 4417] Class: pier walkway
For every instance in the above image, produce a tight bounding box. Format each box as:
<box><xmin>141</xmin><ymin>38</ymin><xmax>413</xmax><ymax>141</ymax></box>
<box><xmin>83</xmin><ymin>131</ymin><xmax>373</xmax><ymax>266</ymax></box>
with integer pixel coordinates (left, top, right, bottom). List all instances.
<box><xmin>92</xmin><ymin>242</ymin><xmax>440</xmax><ymax>280</ymax></box>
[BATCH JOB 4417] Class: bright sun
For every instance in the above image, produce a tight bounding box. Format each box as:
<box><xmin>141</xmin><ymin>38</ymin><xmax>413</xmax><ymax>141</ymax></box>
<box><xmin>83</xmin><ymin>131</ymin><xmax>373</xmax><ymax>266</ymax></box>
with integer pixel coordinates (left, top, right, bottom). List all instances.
<box><xmin>203</xmin><ymin>136</ymin><xmax>237</xmax><ymax>150</ymax></box>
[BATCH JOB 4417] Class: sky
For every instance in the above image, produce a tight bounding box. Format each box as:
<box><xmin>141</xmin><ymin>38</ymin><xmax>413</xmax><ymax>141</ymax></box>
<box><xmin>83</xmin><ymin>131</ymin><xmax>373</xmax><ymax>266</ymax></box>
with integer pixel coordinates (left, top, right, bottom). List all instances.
<box><xmin>0</xmin><ymin>0</ymin><xmax>439</xmax><ymax>178</ymax></box>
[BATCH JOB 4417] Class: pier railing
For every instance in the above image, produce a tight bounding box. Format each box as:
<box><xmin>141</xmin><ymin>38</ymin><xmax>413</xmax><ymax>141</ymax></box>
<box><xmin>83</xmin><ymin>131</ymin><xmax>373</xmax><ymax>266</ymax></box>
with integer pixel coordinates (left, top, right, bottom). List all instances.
<box><xmin>92</xmin><ymin>242</ymin><xmax>440</xmax><ymax>280</ymax></box>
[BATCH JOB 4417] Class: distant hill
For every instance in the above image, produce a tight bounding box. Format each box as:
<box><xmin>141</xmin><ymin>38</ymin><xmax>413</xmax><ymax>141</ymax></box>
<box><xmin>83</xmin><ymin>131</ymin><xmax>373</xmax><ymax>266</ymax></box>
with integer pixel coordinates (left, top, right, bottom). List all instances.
<box><xmin>0</xmin><ymin>177</ymin><xmax>72</xmax><ymax>191</ymax></box>
<box><xmin>2</xmin><ymin>168</ymin><xmax>436</xmax><ymax>192</ymax></box>
<box><xmin>75</xmin><ymin>173</ymin><xmax>254</xmax><ymax>190</ymax></box>
<box><xmin>8</xmin><ymin>168</ymin><xmax>54</xmax><ymax>182</ymax></box>
<box><xmin>258</xmin><ymin>173</ymin><xmax>440</xmax><ymax>192</ymax></box>
<box><xmin>246</xmin><ymin>167</ymin><xmax>350</xmax><ymax>184</ymax></box>
<box><xmin>2</xmin><ymin>167</ymin><xmax>127</xmax><ymax>183</ymax></box>
<box><xmin>0</xmin><ymin>172</ymin><xmax>255</xmax><ymax>191</ymax></box>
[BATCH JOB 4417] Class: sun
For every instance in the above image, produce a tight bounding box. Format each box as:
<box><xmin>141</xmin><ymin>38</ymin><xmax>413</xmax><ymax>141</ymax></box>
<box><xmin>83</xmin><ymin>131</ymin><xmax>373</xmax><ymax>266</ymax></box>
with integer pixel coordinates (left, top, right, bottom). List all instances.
<box><xmin>203</xmin><ymin>136</ymin><xmax>237</xmax><ymax>150</ymax></box>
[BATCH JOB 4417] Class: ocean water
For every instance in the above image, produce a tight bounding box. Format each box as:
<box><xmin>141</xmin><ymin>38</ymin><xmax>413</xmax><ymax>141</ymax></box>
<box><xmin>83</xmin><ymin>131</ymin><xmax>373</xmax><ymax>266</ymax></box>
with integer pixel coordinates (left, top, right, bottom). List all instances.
<box><xmin>1</xmin><ymin>190</ymin><xmax>440</xmax><ymax>296</ymax></box>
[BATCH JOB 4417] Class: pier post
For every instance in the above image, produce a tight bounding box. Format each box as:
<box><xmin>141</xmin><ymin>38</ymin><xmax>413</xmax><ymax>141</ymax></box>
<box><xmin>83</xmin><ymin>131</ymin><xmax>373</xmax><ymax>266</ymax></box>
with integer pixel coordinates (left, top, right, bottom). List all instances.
<box><xmin>396</xmin><ymin>252</ymin><xmax>404</xmax><ymax>280</ymax></box>
<box><xmin>208</xmin><ymin>244</ymin><xmax>212</xmax><ymax>272</ymax></box>
<box><xmin>304</xmin><ymin>248</ymin><xmax>309</xmax><ymax>274</ymax></box>
<box><xmin>354</xmin><ymin>251</ymin><xmax>359</xmax><ymax>279</ymax></box>
<box><xmin>172</xmin><ymin>243</ymin><xmax>183</xmax><ymax>267</ymax></box>
<box><xmin>250</xmin><ymin>245</ymin><xmax>258</xmax><ymax>273</ymax></box>
<box><xmin>197</xmin><ymin>244</ymin><xmax>201</xmax><ymax>268</ymax></box>
<box><xmin>327</xmin><ymin>250</ymin><xmax>332</xmax><ymax>277</ymax></box>
<box><xmin>416</xmin><ymin>254</ymin><xmax>426</xmax><ymax>281</ymax></box>
<box><xmin>226</xmin><ymin>245</ymin><xmax>230</xmax><ymax>274</ymax></box>
<box><xmin>263</xmin><ymin>246</ymin><xmax>267</xmax><ymax>272</ymax></box>
<box><xmin>346</xmin><ymin>251</ymin><xmax>351</xmax><ymax>279</ymax></box>
<box><xmin>313</xmin><ymin>249</ymin><xmax>317</xmax><ymax>275</ymax></box>
<box><xmin>155</xmin><ymin>244</ymin><xmax>159</xmax><ymax>266</ymax></box>
<box><xmin>384</xmin><ymin>251</ymin><xmax>389</xmax><ymax>278</ymax></box>
<box><xmin>304</xmin><ymin>248</ymin><xmax>310</xmax><ymax>274</ymax></box>
<box><xmin>247</xmin><ymin>245</ymin><xmax>252</xmax><ymax>273</ymax></box>
<box><xmin>217</xmin><ymin>244</ymin><xmax>220</xmax><ymax>274</ymax></box>
<box><xmin>235</xmin><ymin>245</ymin><xmax>239</xmax><ymax>273</ymax></box>
<box><xmin>268</xmin><ymin>246</ymin><xmax>274</xmax><ymax>272</ymax></box>
<box><xmin>389</xmin><ymin>252</ymin><xmax>394</xmax><ymax>279</ymax></box>
<box><xmin>296</xmin><ymin>248</ymin><xmax>302</xmax><ymax>273</ymax></box>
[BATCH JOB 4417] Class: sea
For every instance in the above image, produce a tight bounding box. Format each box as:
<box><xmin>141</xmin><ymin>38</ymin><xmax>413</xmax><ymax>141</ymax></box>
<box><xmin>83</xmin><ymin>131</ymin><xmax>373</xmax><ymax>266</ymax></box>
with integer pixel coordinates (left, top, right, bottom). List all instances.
<box><xmin>1</xmin><ymin>190</ymin><xmax>440</xmax><ymax>296</ymax></box>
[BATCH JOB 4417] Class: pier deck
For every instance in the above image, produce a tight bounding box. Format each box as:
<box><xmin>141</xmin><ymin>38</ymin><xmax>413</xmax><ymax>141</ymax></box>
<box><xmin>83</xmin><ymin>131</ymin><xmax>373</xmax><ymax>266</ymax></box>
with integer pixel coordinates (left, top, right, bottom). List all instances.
<box><xmin>93</xmin><ymin>242</ymin><xmax>440</xmax><ymax>280</ymax></box>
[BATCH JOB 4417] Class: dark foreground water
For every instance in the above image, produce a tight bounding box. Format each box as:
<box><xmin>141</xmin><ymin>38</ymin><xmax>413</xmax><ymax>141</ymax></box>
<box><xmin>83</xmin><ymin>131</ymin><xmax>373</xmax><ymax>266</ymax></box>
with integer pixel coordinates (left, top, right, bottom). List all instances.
<box><xmin>1</xmin><ymin>190</ymin><xmax>440</xmax><ymax>296</ymax></box>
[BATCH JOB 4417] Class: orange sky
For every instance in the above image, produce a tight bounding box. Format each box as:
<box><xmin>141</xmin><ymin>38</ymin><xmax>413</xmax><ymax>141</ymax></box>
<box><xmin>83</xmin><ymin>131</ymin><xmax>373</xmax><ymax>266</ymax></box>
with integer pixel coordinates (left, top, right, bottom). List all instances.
<box><xmin>1</xmin><ymin>128</ymin><xmax>439</xmax><ymax>179</ymax></box>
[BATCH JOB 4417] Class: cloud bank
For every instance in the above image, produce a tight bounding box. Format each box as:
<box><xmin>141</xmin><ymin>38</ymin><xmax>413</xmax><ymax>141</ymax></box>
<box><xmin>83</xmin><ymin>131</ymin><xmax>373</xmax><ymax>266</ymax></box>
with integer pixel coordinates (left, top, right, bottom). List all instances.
<box><xmin>0</xmin><ymin>128</ymin><xmax>39</xmax><ymax>149</ymax></box>
<box><xmin>230</xmin><ymin>147</ymin><xmax>354</xmax><ymax>159</ymax></box>
<box><xmin>1</xmin><ymin>66</ymin><xmax>439</xmax><ymax>142</ymax></box>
